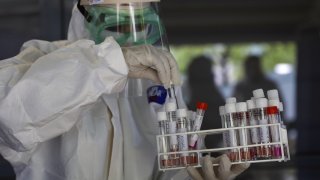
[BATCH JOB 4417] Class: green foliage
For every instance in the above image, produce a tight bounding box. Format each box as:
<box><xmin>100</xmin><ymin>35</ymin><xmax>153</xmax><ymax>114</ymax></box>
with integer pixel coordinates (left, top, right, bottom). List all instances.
<box><xmin>262</xmin><ymin>42</ymin><xmax>296</xmax><ymax>71</ymax></box>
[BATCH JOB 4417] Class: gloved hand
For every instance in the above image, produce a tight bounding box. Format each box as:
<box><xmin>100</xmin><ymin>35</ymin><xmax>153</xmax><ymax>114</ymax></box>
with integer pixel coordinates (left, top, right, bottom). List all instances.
<box><xmin>187</xmin><ymin>155</ymin><xmax>250</xmax><ymax>180</ymax></box>
<box><xmin>121</xmin><ymin>45</ymin><xmax>181</xmax><ymax>88</ymax></box>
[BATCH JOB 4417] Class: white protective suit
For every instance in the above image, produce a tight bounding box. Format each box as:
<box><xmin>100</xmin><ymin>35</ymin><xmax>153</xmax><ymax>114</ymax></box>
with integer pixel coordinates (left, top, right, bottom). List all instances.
<box><xmin>0</xmin><ymin>5</ymin><xmax>189</xmax><ymax>180</ymax></box>
<box><xmin>68</xmin><ymin>5</ymin><xmax>189</xmax><ymax>180</ymax></box>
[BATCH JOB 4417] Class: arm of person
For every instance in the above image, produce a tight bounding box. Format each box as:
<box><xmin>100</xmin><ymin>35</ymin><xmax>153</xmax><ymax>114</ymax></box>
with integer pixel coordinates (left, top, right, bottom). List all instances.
<box><xmin>0</xmin><ymin>36</ymin><xmax>181</xmax><ymax>153</ymax></box>
<box><xmin>0</xmin><ymin>37</ymin><xmax>128</xmax><ymax>152</ymax></box>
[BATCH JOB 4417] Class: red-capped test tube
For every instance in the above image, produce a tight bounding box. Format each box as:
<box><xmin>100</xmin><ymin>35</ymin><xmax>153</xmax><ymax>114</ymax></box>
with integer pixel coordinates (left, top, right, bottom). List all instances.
<box><xmin>189</xmin><ymin>102</ymin><xmax>208</xmax><ymax>150</ymax></box>
<box><xmin>267</xmin><ymin>105</ymin><xmax>282</xmax><ymax>159</ymax></box>
<box><xmin>267</xmin><ymin>89</ymin><xmax>286</xmax><ymax>159</ymax></box>
<box><xmin>188</xmin><ymin>102</ymin><xmax>208</xmax><ymax>164</ymax></box>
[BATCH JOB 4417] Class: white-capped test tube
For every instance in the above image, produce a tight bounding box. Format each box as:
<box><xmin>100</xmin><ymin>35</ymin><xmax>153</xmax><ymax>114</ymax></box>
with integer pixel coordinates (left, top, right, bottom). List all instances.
<box><xmin>176</xmin><ymin>109</ymin><xmax>191</xmax><ymax>166</ymax></box>
<box><xmin>253</xmin><ymin>89</ymin><xmax>265</xmax><ymax>99</ymax></box>
<box><xmin>267</xmin><ymin>89</ymin><xmax>279</xmax><ymax>100</ymax></box>
<box><xmin>219</xmin><ymin>106</ymin><xmax>230</xmax><ymax>149</ymax></box>
<box><xmin>187</xmin><ymin>110</ymin><xmax>196</xmax><ymax>132</ymax></box>
<box><xmin>255</xmin><ymin>98</ymin><xmax>272</xmax><ymax>159</ymax></box>
<box><xmin>186</xmin><ymin>110</ymin><xmax>198</xmax><ymax>164</ymax></box>
<box><xmin>278</xmin><ymin>102</ymin><xmax>290</xmax><ymax>160</ymax></box>
<box><xmin>225</xmin><ymin>103</ymin><xmax>239</xmax><ymax>162</ymax></box>
<box><xmin>157</xmin><ymin>111</ymin><xmax>170</xmax><ymax>168</ymax></box>
<box><xmin>247</xmin><ymin>99</ymin><xmax>259</xmax><ymax>160</ymax></box>
<box><xmin>236</xmin><ymin>102</ymin><xmax>252</xmax><ymax>161</ymax></box>
<box><xmin>188</xmin><ymin>102</ymin><xmax>208</xmax><ymax>149</ymax></box>
<box><xmin>226</xmin><ymin>97</ymin><xmax>237</xmax><ymax>104</ymax></box>
<box><xmin>165</xmin><ymin>101</ymin><xmax>180</xmax><ymax>166</ymax></box>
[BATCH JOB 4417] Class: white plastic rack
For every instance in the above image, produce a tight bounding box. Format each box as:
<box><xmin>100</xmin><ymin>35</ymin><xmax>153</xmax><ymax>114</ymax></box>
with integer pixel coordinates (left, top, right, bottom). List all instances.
<box><xmin>157</xmin><ymin>123</ymin><xmax>290</xmax><ymax>171</ymax></box>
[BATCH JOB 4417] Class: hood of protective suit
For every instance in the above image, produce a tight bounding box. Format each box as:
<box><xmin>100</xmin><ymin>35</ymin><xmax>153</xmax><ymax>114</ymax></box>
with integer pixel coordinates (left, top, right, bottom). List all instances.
<box><xmin>68</xmin><ymin>5</ymin><xmax>91</xmax><ymax>41</ymax></box>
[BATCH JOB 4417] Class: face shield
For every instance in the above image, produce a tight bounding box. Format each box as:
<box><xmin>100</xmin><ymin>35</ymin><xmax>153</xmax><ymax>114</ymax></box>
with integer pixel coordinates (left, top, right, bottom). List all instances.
<box><xmin>78</xmin><ymin>0</ymin><xmax>170</xmax><ymax>97</ymax></box>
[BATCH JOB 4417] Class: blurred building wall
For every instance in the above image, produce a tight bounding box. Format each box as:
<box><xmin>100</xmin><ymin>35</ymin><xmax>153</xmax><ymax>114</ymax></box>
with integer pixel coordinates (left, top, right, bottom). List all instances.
<box><xmin>297</xmin><ymin>26</ymin><xmax>320</xmax><ymax>180</ymax></box>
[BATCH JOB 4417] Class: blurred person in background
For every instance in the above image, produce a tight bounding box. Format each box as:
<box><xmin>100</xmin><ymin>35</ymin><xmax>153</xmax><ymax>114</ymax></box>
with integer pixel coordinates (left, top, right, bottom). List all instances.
<box><xmin>187</xmin><ymin>55</ymin><xmax>225</xmax><ymax>149</ymax></box>
<box><xmin>233</xmin><ymin>55</ymin><xmax>279</xmax><ymax>101</ymax></box>
<box><xmin>214</xmin><ymin>48</ymin><xmax>236</xmax><ymax>98</ymax></box>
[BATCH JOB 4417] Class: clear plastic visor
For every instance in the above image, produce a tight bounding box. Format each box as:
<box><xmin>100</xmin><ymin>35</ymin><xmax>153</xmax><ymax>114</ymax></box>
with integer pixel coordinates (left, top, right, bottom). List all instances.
<box><xmin>84</xmin><ymin>2</ymin><xmax>168</xmax><ymax>49</ymax></box>
<box><xmin>83</xmin><ymin>2</ymin><xmax>170</xmax><ymax>97</ymax></box>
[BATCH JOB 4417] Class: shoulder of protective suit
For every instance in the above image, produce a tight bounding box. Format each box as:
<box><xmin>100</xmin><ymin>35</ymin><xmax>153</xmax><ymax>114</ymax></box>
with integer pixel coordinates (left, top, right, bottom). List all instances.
<box><xmin>18</xmin><ymin>37</ymin><xmax>120</xmax><ymax>60</ymax></box>
<box><xmin>20</xmin><ymin>40</ymin><xmax>73</xmax><ymax>55</ymax></box>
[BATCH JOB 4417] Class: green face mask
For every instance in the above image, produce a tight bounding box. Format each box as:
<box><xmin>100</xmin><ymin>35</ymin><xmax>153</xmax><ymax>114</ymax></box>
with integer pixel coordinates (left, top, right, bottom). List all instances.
<box><xmin>85</xmin><ymin>5</ymin><xmax>165</xmax><ymax>46</ymax></box>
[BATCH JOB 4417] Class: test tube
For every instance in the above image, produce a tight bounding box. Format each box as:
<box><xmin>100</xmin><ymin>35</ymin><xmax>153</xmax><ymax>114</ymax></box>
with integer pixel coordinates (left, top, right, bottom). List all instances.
<box><xmin>247</xmin><ymin>100</ymin><xmax>260</xmax><ymax>160</ymax></box>
<box><xmin>157</xmin><ymin>111</ymin><xmax>170</xmax><ymax>168</ymax></box>
<box><xmin>176</xmin><ymin>109</ymin><xmax>190</xmax><ymax>166</ymax></box>
<box><xmin>189</xmin><ymin>102</ymin><xmax>208</xmax><ymax>164</ymax></box>
<box><xmin>187</xmin><ymin>110</ymin><xmax>197</xmax><ymax>164</ymax></box>
<box><xmin>267</xmin><ymin>89</ymin><xmax>289</xmax><ymax>159</ymax></box>
<box><xmin>253</xmin><ymin>89</ymin><xmax>265</xmax><ymax>99</ymax></box>
<box><xmin>254</xmin><ymin>98</ymin><xmax>272</xmax><ymax>159</ymax></box>
<box><xmin>236</xmin><ymin>102</ymin><xmax>252</xmax><ymax>161</ymax></box>
<box><xmin>267</xmin><ymin>89</ymin><xmax>279</xmax><ymax>100</ymax></box>
<box><xmin>267</xmin><ymin>89</ymin><xmax>284</xmax><ymax>125</ymax></box>
<box><xmin>267</xmin><ymin>89</ymin><xmax>288</xmax><ymax>158</ymax></box>
<box><xmin>226</xmin><ymin>97</ymin><xmax>237</xmax><ymax>104</ymax></box>
<box><xmin>187</xmin><ymin>110</ymin><xmax>196</xmax><ymax>132</ymax></box>
<box><xmin>266</xmin><ymin>104</ymin><xmax>282</xmax><ymax>159</ymax></box>
<box><xmin>188</xmin><ymin>102</ymin><xmax>208</xmax><ymax>149</ymax></box>
<box><xmin>219</xmin><ymin>106</ymin><xmax>230</xmax><ymax>150</ymax></box>
<box><xmin>168</xmin><ymin>85</ymin><xmax>179</xmax><ymax>108</ymax></box>
<box><xmin>165</xmin><ymin>101</ymin><xmax>180</xmax><ymax>166</ymax></box>
<box><xmin>279</xmin><ymin>102</ymin><xmax>290</xmax><ymax>160</ymax></box>
<box><xmin>224</xmin><ymin>103</ymin><xmax>239</xmax><ymax>162</ymax></box>
<box><xmin>279</xmin><ymin>102</ymin><xmax>284</xmax><ymax>123</ymax></box>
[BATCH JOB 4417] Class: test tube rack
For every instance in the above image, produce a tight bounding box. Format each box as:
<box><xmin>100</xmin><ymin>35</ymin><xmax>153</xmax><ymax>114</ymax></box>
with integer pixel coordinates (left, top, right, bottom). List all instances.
<box><xmin>156</xmin><ymin>123</ymin><xmax>290</xmax><ymax>171</ymax></box>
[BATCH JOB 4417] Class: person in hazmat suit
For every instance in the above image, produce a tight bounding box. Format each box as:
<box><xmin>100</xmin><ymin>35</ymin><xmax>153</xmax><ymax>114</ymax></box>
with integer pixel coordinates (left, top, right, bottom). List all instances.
<box><xmin>0</xmin><ymin>0</ymin><xmax>249</xmax><ymax>179</ymax></box>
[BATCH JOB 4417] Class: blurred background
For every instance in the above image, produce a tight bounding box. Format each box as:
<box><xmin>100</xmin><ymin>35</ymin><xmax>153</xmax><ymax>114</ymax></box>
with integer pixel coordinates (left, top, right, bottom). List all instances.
<box><xmin>0</xmin><ymin>0</ymin><xmax>319</xmax><ymax>179</ymax></box>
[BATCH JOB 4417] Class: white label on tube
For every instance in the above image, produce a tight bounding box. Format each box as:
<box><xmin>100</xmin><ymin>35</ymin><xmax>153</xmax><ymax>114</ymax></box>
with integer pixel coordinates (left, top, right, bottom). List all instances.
<box><xmin>160</xmin><ymin>137</ymin><xmax>169</xmax><ymax>159</ymax></box>
<box><xmin>259</xmin><ymin>118</ymin><xmax>270</xmax><ymax>143</ymax></box>
<box><xmin>193</xmin><ymin>115</ymin><xmax>203</xmax><ymax>131</ymax></box>
<box><xmin>223</xmin><ymin>132</ymin><xmax>230</xmax><ymax>147</ymax></box>
<box><xmin>177</xmin><ymin>128</ymin><xmax>188</xmax><ymax>156</ymax></box>
<box><xmin>239</xmin><ymin>129</ymin><xmax>247</xmax><ymax>146</ymax></box>
<box><xmin>250</xmin><ymin>120</ymin><xmax>259</xmax><ymax>143</ymax></box>
<box><xmin>172</xmin><ymin>112</ymin><xmax>177</xmax><ymax>121</ymax></box>
<box><xmin>229</xmin><ymin>130</ymin><xmax>237</xmax><ymax>147</ymax></box>
<box><xmin>168</xmin><ymin>121</ymin><xmax>177</xmax><ymax>146</ymax></box>
<box><xmin>189</xmin><ymin>134</ymin><xmax>198</xmax><ymax>147</ymax></box>
<box><xmin>269</xmin><ymin>116</ymin><xmax>280</xmax><ymax>142</ymax></box>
